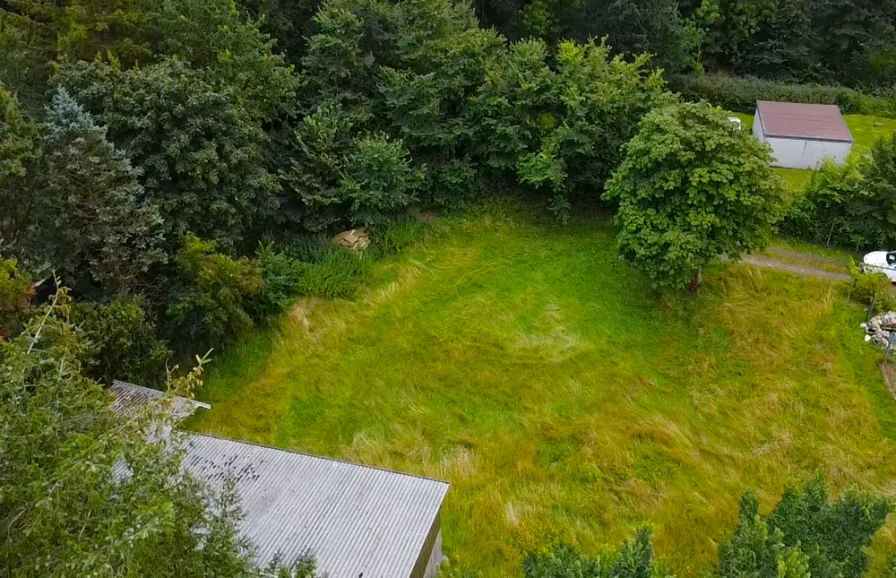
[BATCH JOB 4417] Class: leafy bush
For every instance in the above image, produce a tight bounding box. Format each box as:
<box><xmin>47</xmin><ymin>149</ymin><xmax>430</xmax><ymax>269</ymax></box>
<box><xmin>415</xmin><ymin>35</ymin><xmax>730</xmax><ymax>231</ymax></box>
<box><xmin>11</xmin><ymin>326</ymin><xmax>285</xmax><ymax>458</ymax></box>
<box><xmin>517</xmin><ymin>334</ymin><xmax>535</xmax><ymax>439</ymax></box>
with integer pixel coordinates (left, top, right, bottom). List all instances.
<box><xmin>164</xmin><ymin>234</ymin><xmax>264</xmax><ymax>349</ymax></box>
<box><xmin>864</xmin><ymin>132</ymin><xmax>896</xmax><ymax>240</ymax></box>
<box><xmin>256</xmin><ymin>242</ymin><xmax>311</xmax><ymax>316</ymax></box>
<box><xmin>1</xmin><ymin>288</ymin><xmax>261</xmax><ymax>576</ymax></box>
<box><xmin>0</xmin><ymin>258</ymin><xmax>33</xmax><ymax>339</ymax></box>
<box><xmin>605</xmin><ymin>102</ymin><xmax>786</xmax><ymax>291</ymax></box>
<box><xmin>340</xmin><ymin>132</ymin><xmax>424</xmax><ymax>224</ymax></box>
<box><xmin>70</xmin><ymin>296</ymin><xmax>170</xmax><ymax>386</ymax></box>
<box><xmin>847</xmin><ymin>260</ymin><xmax>896</xmax><ymax>313</ymax></box>
<box><xmin>671</xmin><ymin>73</ymin><xmax>896</xmax><ymax>117</ymax></box>
<box><xmin>779</xmin><ymin>154</ymin><xmax>871</xmax><ymax>249</ymax></box>
<box><xmin>523</xmin><ymin>528</ymin><xmax>671</xmax><ymax>578</ymax></box>
<box><xmin>780</xmin><ymin>141</ymin><xmax>896</xmax><ymax>251</ymax></box>
<box><xmin>717</xmin><ymin>478</ymin><xmax>892</xmax><ymax>578</ymax></box>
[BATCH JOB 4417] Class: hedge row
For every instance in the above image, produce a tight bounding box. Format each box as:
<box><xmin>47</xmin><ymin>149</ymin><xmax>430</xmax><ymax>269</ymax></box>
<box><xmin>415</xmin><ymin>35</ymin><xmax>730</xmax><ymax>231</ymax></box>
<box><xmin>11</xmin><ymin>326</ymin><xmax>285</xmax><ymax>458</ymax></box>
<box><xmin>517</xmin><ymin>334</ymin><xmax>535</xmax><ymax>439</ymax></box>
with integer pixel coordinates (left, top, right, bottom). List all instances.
<box><xmin>670</xmin><ymin>73</ymin><xmax>896</xmax><ymax>118</ymax></box>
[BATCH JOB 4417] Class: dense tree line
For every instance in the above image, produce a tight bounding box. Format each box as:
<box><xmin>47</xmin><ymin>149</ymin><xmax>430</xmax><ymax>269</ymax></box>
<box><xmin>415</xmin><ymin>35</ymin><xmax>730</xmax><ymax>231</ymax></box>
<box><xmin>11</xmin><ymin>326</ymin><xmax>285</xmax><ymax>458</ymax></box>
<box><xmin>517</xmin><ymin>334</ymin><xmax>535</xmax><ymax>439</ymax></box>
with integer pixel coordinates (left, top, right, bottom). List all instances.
<box><xmin>474</xmin><ymin>0</ymin><xmax>896</xmax><ymax>88</ymax></box>
<box><xmin>1</xmin><ymin>0</ymin><xmax>709</xmax><ymax>381</ymax></box>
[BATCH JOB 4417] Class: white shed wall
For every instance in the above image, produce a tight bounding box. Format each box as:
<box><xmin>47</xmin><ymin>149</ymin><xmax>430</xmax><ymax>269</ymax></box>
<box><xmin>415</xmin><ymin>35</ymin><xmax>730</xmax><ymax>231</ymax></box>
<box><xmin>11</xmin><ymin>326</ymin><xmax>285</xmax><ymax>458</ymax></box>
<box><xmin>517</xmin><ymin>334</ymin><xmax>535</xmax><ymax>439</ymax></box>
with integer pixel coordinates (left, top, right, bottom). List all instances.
<box><xmin>764</xmin><ymin>137</ymin><xmax>852</xmax><ymax>169</ymax></box>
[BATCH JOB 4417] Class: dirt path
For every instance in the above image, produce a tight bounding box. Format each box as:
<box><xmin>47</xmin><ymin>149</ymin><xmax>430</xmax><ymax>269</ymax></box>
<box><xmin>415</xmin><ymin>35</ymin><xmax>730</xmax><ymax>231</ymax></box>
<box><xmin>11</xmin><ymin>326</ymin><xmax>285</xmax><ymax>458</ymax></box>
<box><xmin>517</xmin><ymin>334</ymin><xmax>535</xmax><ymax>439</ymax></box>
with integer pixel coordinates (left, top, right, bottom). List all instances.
<box><xmin>726</xmin><ymin>245</ymin><xmax>852</xmax><ymax>281</ymax></box>
<box><xmin>740</xmin><ymin>254</ymin><xmax>851</xmax><ymax>280</ymax></box>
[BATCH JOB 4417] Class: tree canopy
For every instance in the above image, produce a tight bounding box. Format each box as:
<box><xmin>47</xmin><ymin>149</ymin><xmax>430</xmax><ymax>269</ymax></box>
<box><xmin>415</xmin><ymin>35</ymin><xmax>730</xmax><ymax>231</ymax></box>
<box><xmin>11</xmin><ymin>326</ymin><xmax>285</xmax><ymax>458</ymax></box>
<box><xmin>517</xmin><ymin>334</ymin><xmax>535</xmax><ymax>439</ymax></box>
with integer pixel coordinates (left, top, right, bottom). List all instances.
<box><xmin>604</xmin><ymin>102</ymin><xmax>786</xmax><ymax>290</ymax></box>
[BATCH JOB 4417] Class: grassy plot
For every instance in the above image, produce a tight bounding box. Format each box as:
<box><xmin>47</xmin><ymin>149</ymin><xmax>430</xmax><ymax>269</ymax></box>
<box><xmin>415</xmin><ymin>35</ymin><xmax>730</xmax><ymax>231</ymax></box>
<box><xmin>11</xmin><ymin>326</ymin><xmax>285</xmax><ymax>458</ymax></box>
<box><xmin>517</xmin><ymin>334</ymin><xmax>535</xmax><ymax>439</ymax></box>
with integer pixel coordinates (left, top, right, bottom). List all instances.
<box><xmin>191</xmin><ymin>203</ymin><xmax>896</xmax><ymax>577</ymax></box>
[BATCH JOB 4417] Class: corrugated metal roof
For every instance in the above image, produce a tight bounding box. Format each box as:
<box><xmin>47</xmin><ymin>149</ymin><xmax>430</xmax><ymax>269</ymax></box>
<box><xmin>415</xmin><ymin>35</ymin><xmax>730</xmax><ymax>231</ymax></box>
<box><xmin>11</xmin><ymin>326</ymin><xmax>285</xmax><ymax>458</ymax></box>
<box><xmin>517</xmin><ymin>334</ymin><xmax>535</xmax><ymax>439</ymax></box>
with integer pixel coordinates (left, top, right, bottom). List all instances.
<box><xmin>183</xmin><ymin>434</ymin><xmax>449</xmax><ymax>577</ymax></box>
<box><xmin>756</xmin><ymin>101</ymin><xmax>853</xmax><ymax>142</ymax></box>
<box><xmin>110</xmin><ymin>382</ymin><xmax>449</xmax><ymax>577</ymax></box>
<box><xmin>110</xmin><ymin>380</ymin><xmax>210</xmax><ymax>420</ymax></box>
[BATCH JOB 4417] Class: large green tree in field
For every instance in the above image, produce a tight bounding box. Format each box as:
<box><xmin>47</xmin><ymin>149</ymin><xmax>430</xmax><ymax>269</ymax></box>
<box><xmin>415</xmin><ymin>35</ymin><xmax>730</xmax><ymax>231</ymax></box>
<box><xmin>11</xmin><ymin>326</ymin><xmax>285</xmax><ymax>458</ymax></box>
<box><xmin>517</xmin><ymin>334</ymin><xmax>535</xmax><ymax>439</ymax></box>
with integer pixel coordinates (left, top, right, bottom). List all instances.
<box><xmin>604</xmin><ymin>102</ymin><xmax>785</xmax><ymax>291</ymax></box>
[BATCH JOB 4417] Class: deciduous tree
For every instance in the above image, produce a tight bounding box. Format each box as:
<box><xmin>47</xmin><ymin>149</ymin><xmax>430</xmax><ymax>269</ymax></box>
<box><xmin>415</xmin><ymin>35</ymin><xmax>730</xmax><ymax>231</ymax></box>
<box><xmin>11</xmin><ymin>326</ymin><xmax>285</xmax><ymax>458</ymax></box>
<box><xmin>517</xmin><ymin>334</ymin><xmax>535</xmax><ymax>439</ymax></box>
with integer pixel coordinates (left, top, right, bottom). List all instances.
<box><xmin>604</xmin><ymin>102</ymin><xmax>785</xmax><ymax>291</ymax></box>
<box><xmin>0</xmin><ymin>288</ymin><xmax>256</xmax><ymax>576</ymax></box>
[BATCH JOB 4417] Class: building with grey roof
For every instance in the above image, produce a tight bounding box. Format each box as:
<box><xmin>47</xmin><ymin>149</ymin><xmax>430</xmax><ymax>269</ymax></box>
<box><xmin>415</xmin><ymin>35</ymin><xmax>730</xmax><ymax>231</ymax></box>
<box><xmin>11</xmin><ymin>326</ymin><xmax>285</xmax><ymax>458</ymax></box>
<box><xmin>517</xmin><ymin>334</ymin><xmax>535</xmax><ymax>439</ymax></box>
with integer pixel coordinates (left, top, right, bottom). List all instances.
<box><xmin>110</xmin><ymin>381</ymin><xmax>449</xmax><ymax>578</ymax></box>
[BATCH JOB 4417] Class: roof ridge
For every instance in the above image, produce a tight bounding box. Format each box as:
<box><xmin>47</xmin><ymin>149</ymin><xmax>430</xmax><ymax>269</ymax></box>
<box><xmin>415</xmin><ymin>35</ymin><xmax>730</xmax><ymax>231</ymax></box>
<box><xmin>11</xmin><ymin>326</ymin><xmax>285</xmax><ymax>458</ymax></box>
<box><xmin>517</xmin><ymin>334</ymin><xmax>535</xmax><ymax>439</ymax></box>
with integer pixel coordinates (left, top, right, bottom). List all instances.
<box><xmin>112</xmin><ymin>380</ymin><xmax>212</xmax><ymax>410</ymax></box>
<box><xmin>189</xmin><ymin>431</ymin><xmax>450</xmax><ymax>488</ymax></box>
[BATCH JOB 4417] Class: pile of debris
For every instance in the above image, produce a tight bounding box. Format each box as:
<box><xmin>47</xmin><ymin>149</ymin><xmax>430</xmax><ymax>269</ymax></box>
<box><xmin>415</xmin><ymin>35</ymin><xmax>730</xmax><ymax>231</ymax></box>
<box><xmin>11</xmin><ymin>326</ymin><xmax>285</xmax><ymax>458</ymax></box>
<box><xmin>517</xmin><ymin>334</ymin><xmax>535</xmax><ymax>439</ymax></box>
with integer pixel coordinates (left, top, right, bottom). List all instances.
<box><xmin>864</xmin><ymin>311</ymin><xmax>896</xmax><ymax>346</ymax></box>
<box><xmin>331</xmin><ymin>227</ymin><xmax>369</xmax><ymax>251</ymax></box>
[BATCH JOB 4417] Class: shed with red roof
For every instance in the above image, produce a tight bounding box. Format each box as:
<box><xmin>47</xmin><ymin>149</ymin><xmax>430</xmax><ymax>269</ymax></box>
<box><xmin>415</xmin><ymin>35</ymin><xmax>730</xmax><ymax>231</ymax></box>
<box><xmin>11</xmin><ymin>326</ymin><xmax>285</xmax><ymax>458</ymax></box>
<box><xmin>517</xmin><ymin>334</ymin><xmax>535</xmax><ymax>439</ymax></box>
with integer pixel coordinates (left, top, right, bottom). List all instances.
<box><xmin>753</xmin><ymin>101</ymin><xmax>853</xmax><ymax>169</ymax></box>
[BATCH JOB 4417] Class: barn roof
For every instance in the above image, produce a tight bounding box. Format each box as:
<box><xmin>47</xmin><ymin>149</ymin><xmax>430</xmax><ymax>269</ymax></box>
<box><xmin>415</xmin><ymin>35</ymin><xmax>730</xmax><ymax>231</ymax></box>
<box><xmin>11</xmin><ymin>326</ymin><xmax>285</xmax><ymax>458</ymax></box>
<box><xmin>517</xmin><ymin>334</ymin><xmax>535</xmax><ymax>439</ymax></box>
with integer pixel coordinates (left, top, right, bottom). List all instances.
<box><xmin>110</xmin><ymin>381</ymin><xmax>449</xmax><ymax>577</ymax></box>
<box><xmin>182</xmin><ymin>434</ymin><xmax>449</xmax><ymax>576</ymax></box>
<box><xmin>110</xmin><ymin>380</ymin><xmax>210</xmax><ymax>419</ymax></box>
<box><xmin>756</xmin><ymin>101</ymin><xmax>853</xmax><ymax>142</ymax></box>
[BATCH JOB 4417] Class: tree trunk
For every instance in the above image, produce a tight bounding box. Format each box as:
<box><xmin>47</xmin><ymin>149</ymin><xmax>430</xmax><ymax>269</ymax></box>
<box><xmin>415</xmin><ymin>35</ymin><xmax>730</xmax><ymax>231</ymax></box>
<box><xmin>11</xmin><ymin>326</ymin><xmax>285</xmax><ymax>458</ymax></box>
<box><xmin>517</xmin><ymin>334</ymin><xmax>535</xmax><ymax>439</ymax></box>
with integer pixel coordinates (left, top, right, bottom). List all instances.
<box><xmin>688</xmin><ymin>267</ymin><xmax>703</xmax><ymax>296</ymax></box>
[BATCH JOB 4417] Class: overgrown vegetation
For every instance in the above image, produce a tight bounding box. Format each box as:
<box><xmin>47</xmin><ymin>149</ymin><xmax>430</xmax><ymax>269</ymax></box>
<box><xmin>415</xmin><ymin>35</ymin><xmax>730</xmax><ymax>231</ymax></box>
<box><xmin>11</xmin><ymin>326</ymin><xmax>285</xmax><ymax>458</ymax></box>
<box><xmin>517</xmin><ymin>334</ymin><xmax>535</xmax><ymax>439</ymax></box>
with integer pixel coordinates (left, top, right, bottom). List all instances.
<box><xmin>4</xmin><ymin>0</ymin><xmax>896</xmax><ymax>574</ymax></box>
<box><xmin>193</xmin><ymin>205</ymin><xmax>896</xmax><ymax>577</ymax></box>
<box><xmin>1</xmin><ymin>289</ymin><xmax>279</xmax><ymax>576</ymax></box>
<box><xmin>518</xmin><ymin>478</ymin><xmax>891</xmax><ymax>578</ymax></box>
<box><xmin>605</xmin><ymin>102</ymin><xmax>785</xmax><ymax>290</ymax></box>
<box><xmin>783</xmin><ymin>134</ymin><xmax>896</xmax><ymax>251</ymax></box>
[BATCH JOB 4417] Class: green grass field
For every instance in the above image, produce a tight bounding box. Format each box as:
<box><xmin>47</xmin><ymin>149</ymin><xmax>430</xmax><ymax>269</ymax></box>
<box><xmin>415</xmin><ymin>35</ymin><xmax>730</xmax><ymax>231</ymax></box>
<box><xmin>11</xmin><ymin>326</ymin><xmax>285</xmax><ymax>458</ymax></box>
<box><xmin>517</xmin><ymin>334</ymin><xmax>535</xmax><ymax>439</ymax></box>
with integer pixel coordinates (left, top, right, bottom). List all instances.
<box><xmin>191</xmin><ymin>203</ymin><xmax>896</xmax><ymax>577</ymax></box>
<box><xmin>733</xmin><ymin>112</ymin><xmax>896</xmax><ymax>191</ymax></box>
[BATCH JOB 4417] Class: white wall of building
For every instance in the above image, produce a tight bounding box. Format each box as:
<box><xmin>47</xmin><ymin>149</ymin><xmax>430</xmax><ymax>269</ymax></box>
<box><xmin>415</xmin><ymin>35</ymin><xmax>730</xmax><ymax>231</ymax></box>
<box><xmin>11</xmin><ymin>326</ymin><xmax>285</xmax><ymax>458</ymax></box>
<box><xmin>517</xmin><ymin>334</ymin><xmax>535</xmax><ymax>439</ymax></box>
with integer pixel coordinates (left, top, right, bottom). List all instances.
<box><xmin>752</xmin><ymin>109</ymin><xmax>852</xmax><ymax>169</ymax></box>
<box><xmin>764</xmin><ymin>137</ymin><xmax>852</xmax><ymax>169</ymax></box>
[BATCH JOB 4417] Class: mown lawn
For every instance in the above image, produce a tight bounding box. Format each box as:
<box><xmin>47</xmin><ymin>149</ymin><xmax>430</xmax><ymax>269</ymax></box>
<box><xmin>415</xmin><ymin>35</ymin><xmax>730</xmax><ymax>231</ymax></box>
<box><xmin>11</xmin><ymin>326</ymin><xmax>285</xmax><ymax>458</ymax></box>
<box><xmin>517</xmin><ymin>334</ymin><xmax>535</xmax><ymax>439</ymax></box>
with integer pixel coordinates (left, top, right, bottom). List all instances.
<box><xmin>191</xmin><ymin>203</ymin><xmax>896</xmax><ymax>577</ymax></box>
